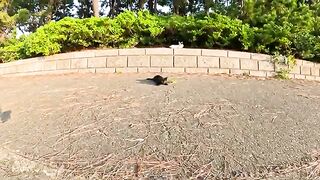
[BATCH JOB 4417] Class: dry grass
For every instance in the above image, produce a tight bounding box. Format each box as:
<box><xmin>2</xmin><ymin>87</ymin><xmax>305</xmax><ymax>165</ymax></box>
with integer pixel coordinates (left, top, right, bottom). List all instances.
<box><xmin>1</xmin><ymin>100</ymin><xmax>319</xmax><ymax>179</ymax></box>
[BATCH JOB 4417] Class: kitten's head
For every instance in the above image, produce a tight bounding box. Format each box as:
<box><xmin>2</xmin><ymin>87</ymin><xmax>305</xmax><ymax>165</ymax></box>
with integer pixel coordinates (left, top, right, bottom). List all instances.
<box><xmin>163</xmin><ymin>77</ymin><xmax>169</xmax><ymax>85</ymax></box>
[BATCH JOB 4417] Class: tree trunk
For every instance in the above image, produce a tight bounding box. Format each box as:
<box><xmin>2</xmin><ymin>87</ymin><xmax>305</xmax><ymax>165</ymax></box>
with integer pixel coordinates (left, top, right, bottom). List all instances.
<box><xmin>92</xmin><ymin>0</ymin><xmax>99</xmax><ymax>17</ymax></box>
<box><xmin>148</xmin><ymin>0</ymin><xmax>154</xmax><ymax>13</ymax></box>
<box><xmin>204</xmin><ymin>0</ymin><xmax>210</xmax><ymax>15</ymax></box>
<box><xmin>109</xmin><ymin>0</ymin><xmax>116</xmax><ymax>17</ymax></box>
<box><xmin>188</xmin><ymin>0</ymin><xmax>194</xmax><ymax>14</ymax></box>
<box><xmin>47</xmin><ymin>0</ymin><xmax>55</xmax><ymax>21</ymax></box>
<box><xmin>154</xmin><ymin>0</ymin><xmax>157</xmax><ymax>13</ymax></box>
<box><xmin>173</xmin><ymin>0</ymin><xmax>179</xmax><ymax>14</ymax></box>
<box><xmin>138</xmin><ymin>0</ymin><xmax>146</xmax><ymax>9</ymax></box>
<box><xmin>115</xmin><ymin>0</ymin><xmax>121</xmax><ymax>15</ymax></box>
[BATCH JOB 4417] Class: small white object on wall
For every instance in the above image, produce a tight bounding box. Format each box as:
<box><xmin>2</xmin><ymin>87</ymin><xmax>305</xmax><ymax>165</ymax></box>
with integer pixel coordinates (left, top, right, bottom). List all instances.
<box><xmin>169</xmin><ymin>42</ymin><xmax>184</xmax><ymax>49</ymax></box>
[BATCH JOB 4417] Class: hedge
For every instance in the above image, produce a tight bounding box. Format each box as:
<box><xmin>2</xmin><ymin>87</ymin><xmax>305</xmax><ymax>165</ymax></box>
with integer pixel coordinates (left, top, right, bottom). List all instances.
<box><xmin>0</xmin><ymin>10</ymin><xmax>319</xmax><ymax>63</ymax></box>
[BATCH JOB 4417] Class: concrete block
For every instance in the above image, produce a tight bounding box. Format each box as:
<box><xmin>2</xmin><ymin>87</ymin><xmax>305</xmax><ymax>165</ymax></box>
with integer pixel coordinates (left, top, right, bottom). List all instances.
<box><xmin>94</xmin><ymin>49</ymin><xmax>118</xmax><ymax>57</ymax></box>
<box><xmin>295</xmin><ymin>59</ymin><xmax>303</xmax><ymax>66</ymax></box>
<box><xmin>88</xmin><ymin>57</ymin><xmax>106</xmax><ymax>68</ymax></box>
<box><xmin>56</xmin><ymin>59</ymin><xmax>70</xmax><ymax>70</ymax></box>
<box><xmin>305</xmin><ymin>75</ymin><xmax>316</xmax><ymax>80</ymax></box>
<box><xmin>71</xmin><ymin>58</ymin><xmax>88</xmax><ymax>69</ymax></box>
<box><xmin>174</xmin><ymin>48</ymin><xmax>201</xmax><ymax>56</ymax></box>
<box><xmin>251</xmin><ymin>53</ymin><xmax>271</xmax><ymax>61</ymax></box>
<box><xmin>16</xmin><ymin>64</ymin><xmax>32</xmax><ymax>73</ymax></box>
<box><xmin>43</xmin><ymin>60</ymin><xmax>57</xmax><ymax>71</ymax></box>
<box><xmin>115</xmin><ymin>67</ymin><xmax>138</xmax><ymax>73</ymax></box>
<box><xmin>31</xmin><ymin>62</ymin><xmax>43</xmax><ymax>72</ymax></box>
<box><xmin>45</xmin><ymin>52</ymin><xmax>71</xmax><ymax>61</ymax></box>
<box><xmin>1</xmin><ymin>60</ymin><xmax>30</xmax><ymax>68</ymax></box>
<box><xmin>72</xmin><ymin>51</ymin><xmax>95</xmax><ymax>58</ymax></box>
<box><xmin>310</xmin><ymin>67</ymin><xmax>320</xmax><ymax>76</ymax></box>
<box><xmin>300</xmin><ymin>66</ymin><xmax>311</xmax><ymax>75</ymax></box>
<box><xmin>294</xmin><ymin>74</ymin><xmax>306</xmax><ymax>79</ymax></box>
<box><xmin>185</xmin><ymin>68</ymin><xmax>208</xmax><ymax>74</ymax></box>
<box><xmin>162</xmin><ymin>68</ymin><xmax>185</xmax><ymax>73</ymax></box>
<box><xmin>119</xmin><ymin>49</ymin><xmax>145</xmax><ymax>55</ymax></box>
<box><xmin>138</xmin><ymin>67</ymin><xmax>161</xmax><ymax>73</ymax></box>
<box><xmin>16</xmin><ymin>61</ymin><xmax>43</xmax><ymax>72</ymax></box>
<box><xmin>174</xmin><ymin>56</ymin><xmax>197</xmax><ymax>67</ymax></box>
<box><xmin>288</xmin><ymin>74</ymin><xmax>295</xmax><ymax>79</ymax></box>
<box><xmin>19</xmin><ymin>57</ymin><xmax>43</xmax><ymax>63</ymax></box>
<box><xmin>1</xmin><ymin>66</ymin><xmax>17</xmax><ymax>74</ymax></box>
<box><xmin>25</xmin><ymin>63</ymin><xmax>36</xmax><ymax>72</ymax></box>
<box><xmin>78</xmin><ymin>69</ymin><xmax>96</xmax><ymax>73</ymax></box>
<box><xmin>4</xmin><ymin>60</ymin><xmax>22</xmax><ymax>66</ymax></box>
<box><xmin>228</xmin><ymin>51</ymin><xmax>251</xmax><ymax>59</ymax></box>
<box><xmin>258</xmin><ymin>61</ymin><xmax>275</xmax><ymax>71</ymax></box>
<box><xmin>0</xmin><ymin>61</ymin><xmax>13</xmax><ymax>68</ymax></box>
<box><xmin>37</xmin><ymin>69</ymin><xmax>78</xmax><ymax>75</ymax></box>
<box><xmin>302</xmin><ymin>60</ymin><xmax>315</xmax><ymax>67</ymax></box>
<box><xmin>43</xmin><ymin>55</ymin><xmax>55</xmax><ymax>61</ymax></box>
<box><xmin>220</xmin><ymin>57</ymin><xmax>240</xmax><ymax>69</ymax></box>
<box><xmin>55</xmin><ymin>69</ymin><xmax>78</xmax><ymax>74</ymax></box>
<box><xmin>128</xmin><ymin>56</ymin><xmax>150</xmax><ymax>67</ymax></box>
<box><xmin>107</xmin><ymin>56</ymin><xmax>127</xmax><ymax>67</ymax></box>
<box><xmin>0</xmin><ymin>64</ymin><xmax>7</xmax><ymax>68</ymax></box>
<box><xmin>96</xmin><ymin>68</ymin><xmax>116</xmax><ymax>73</ymax></box>
<box><xmin>275</xmin><ymin>64</ymin><xmax>289</xmax><ymax>72</ymax></box>
<box><xmin>266</xmin><ymin>71</ymin><xmax>276</xmax><ymax>77</ymax></box>
<box><xmin>146</xmin><ymin>48</ymin><xmax>173</xmax><ymax>55</ymax></box>
<box><xmin>208</xmin><ymin>68</ymin><xmax>230</xmax><ymax>74</ymax></box>
<box><xmin>202</xmin><ymin>49</ymin><xmax>227</xmax><ymax>57</ymax></box>
<box><xmin>4</xmin><ymin>72</ymin><xmax>34</xmax><ymax>76</ymax></box>
<box><xmin>290</xmin><ymin>66</ymin><xmax>301</xmax><ymax>74</ymax></box>
<box><xmin>240</xmin><ymin>59</ymin><xmax>258</xmax><ymax>70</ymax></box>
<box><xmin>8</xmin><ymin>59</ymin><xmax>40</xmax><ymax>72</ymax></box>
<box><xmin>198</xmin><ymin>56</ymin><xmax>219</xmax><ymax>68</ymax></box>
<box><xmin>249</xmin><ymin>70</ymin><xmax>267</xmax><ymax>77</ymax></box>
<box><xmin>151</xmin><ymin>56</ymin><xmax>173</xmax><ymax>67</ymax></box>
<box><xmin>230</xmin><ymin>69</ymin><xmax>249</xmax><ymax>75</ymax></box>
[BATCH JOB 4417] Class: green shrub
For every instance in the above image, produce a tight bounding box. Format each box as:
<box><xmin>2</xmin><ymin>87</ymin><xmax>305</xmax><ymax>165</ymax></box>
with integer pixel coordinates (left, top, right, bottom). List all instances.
<box><xmin>0</xmin><ymin>35</ymin><xmax>25</xmax><ymax>63</ymax></box>
<box><xmin>162</xmin><ymin>15</ymin><xmax>202</xmax><ymax>46</ymax></box>
<box><xmin>21</xmin><ymin>17</ymin><xmax>125</xmax><ymax>55</ymax></box>
<box><xmin>201</xmin><ymin>14</ymin><xmax>253</xmax><ymax>50</ymax></box>
<box><xmin>1</xmin><ymin>8</ymin><xmax>320</xmax><ymax>63</ymax></box>
<box><xmin>241</xmin><ymin>0</ymin><xmax>320</xmax><ymax>60</ymax></box>
<box><xmin>114</xmin><ymin>10</ymin><xmax>164</xmax><ymax>47</ymax></box>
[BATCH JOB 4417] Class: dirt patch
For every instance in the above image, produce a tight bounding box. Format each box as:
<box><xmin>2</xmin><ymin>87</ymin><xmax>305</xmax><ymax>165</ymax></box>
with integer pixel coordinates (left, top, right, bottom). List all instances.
<box><xmin>0</xmin><ymin>73</ymin><xmax>320</xmax><ymax>179</ymax></box>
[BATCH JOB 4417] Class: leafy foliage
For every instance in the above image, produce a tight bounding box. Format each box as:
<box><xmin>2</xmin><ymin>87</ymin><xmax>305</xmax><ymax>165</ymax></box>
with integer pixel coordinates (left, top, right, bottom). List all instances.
<box><xmin>0</xmin><ymin>0</ymin><xmax>15</xmax><ymax>40</ymax></box>
<box><xmin>241</xmin><ymin>0</ymin><xmax>320</xmax><ymax>61</ymax></box>
<box><xmin>7</xmin><ymin>0</ymin><xmax>75</xmax><ymax>33</ymax></box>
<box><xmin>1</xmin><ymin>2</ymin><xmax>320</xmax><ymax>63</ymax></box>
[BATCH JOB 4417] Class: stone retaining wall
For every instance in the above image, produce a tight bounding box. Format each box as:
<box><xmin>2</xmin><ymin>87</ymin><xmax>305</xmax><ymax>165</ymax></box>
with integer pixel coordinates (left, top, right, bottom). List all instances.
<box><xmin>0</xmin><ymin>48</ymin><xmax>319</xmax><ymax>81</ymax></box>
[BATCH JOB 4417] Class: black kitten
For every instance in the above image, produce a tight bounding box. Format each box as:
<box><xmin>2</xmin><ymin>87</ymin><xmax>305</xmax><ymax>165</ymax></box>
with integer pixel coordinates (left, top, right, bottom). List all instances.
<box><xmin>146</xmin><ymin>75</ymin><xmax>168</xmax><ymax>86</ymax></box>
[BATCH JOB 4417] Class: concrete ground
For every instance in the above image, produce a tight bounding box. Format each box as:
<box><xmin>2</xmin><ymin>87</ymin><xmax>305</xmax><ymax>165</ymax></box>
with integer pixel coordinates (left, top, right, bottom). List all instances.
<box><xmin>0</xmin><ymin>73</ymin><xmax>320</xmax><ymax>179</ymax></box>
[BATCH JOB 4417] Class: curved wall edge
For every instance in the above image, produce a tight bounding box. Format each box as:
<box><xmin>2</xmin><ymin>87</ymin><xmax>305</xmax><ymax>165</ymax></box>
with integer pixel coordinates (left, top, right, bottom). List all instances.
<box><xmin>0</xmin><ymin>48</ymin><xmax>319</xmax><ymax>81</ymax></box>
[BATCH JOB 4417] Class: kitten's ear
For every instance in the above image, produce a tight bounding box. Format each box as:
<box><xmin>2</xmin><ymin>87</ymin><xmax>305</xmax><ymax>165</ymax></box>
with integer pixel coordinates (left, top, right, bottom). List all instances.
<box><xmin>164</xmin><ymin>77</ymin><xmax>168</xmax><ymax>81</ymax></box>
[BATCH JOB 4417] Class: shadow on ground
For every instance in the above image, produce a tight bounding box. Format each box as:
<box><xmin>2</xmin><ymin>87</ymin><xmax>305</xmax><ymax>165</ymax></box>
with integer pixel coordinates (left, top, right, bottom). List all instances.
<box><xmin>136</xmin><ymin>79</ymin><xmax>156</xmax><ymax>86</ymax></box>
<box><xmin>0</xmin><ymin>108</ymin><xmax>11</xmax><ymax>123</ymax></box>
